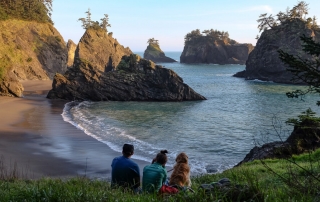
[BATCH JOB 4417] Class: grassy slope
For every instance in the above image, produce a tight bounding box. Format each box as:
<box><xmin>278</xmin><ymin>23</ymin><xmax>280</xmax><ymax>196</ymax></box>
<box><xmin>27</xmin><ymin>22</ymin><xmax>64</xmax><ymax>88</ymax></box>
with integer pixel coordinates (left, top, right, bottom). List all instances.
<box><xmin>1</xmin><ymin>149</ymin><xmax>319</xmax><ymax>201</ymax></box>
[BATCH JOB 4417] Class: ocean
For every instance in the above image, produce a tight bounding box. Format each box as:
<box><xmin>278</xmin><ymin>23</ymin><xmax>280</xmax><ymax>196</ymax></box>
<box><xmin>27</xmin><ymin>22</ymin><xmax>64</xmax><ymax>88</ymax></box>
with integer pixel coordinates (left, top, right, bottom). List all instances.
<box><xmin>62</xmin><ymin>52</ymin><xmax>320</xmax><ymax>175</ymax></box>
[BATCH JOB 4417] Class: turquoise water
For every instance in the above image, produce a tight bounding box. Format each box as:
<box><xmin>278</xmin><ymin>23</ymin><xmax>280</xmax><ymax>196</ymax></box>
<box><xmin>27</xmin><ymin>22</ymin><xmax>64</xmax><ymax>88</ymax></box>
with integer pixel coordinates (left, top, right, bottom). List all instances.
<box><xmin>62</xmin><ymin>52</ymin><xmax>320</xmax><ymax>174</ymax></box>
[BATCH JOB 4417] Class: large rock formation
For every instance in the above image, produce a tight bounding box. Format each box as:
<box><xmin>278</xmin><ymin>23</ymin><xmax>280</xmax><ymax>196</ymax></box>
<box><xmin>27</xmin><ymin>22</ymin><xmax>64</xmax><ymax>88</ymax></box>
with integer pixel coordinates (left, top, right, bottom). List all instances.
<box><xmin>47</xmin><ymin>29</ymin><xmax>205</xmax><ymax>101</ymax></box>
<box><xmin>234</xmin><ymin>19</ymin><xmax>320</xmax><ymax>83</ymax></box>
<box><xmin>0</xmin><ymin>19</ymin><xmax>67</xmax><ymax>97</ymax></box>
<box><xmin>66</xmin><ymin>39</ymin><xmax>77</xmax><ymax>68</ymax></box>
<box><xmin>180</xmin><ymin>29</ymin><xmax>254</xmax><ymax>64</ymax></box>
<box><xmin>47</xmin><ymin>54</ymin><xmax>206</xmax><ymax>101</ymax></box>
<box><xmin>73</xmin><ymin>29</ymin><xmax>132</xmax><ymax>72</ymax></box>
<box><xmin>143</xmin><ymin>42</ymin><xmax>176</xmax><ymax>63</ymax></box>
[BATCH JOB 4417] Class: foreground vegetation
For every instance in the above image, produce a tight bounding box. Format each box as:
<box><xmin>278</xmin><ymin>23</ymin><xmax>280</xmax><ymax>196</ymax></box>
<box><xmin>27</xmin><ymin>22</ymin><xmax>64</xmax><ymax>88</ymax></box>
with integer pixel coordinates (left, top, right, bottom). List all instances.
<box><xmin>1</xmin><ymin>150</ymin><xmax>319</xmax><ymax>202</ymax></box>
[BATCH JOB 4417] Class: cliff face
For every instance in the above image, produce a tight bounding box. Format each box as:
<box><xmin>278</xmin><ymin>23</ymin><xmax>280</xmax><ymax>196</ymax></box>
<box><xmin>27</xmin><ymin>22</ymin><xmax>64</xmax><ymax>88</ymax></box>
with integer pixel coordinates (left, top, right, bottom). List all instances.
<box><xmin>143</xmin><ymin>43</ymin><xmax>176</xmax><ymax>63</ymax></box>
<box><xmin>73</xmin><ymin>29</ymin><xmax>132</xmax><ymax>72</ymax></box>
<box><xmin>0</xmin><ymin>19</ymin><xmax>67</xmax><ymax>97</ymax></box>
<box><xmin>234</xmin><ymin>19</ymin><xmax>320</xmax><ymax>83</ymax></box>
<box><xmin>180</xmin><ymin>39</ymin><xmax>254</xmax><ymax>64</ymax></box>
<box><xmin>47</xmin><ymin>54</ymin><xmax>206</xmax><ymax>101</ymax></box>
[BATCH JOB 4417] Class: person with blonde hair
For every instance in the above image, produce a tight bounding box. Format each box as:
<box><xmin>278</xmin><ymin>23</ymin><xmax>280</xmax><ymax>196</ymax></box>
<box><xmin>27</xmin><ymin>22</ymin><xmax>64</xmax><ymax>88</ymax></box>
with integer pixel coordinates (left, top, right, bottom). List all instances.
<box><xmin>169</xmin><ymin>152</ymin><xmax>192</xmax><ymax>187</ymax></box>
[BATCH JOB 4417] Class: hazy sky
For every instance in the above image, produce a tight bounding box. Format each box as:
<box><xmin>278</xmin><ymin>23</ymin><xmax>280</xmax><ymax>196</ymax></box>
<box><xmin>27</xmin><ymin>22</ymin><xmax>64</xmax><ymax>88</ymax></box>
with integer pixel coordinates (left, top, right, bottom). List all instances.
<box><xmin>52</xmin><ymin>0</ymin><xmax>320</xmax><ymax>51</ymax></box>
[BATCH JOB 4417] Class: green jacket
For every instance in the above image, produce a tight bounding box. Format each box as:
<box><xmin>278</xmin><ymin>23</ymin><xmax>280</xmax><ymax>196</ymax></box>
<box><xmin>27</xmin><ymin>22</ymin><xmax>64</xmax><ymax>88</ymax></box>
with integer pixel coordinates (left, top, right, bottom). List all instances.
<box><xmin>142</xmin><ymin>163</ymin><xmax>167</xmax><ymax>193</ymax></box>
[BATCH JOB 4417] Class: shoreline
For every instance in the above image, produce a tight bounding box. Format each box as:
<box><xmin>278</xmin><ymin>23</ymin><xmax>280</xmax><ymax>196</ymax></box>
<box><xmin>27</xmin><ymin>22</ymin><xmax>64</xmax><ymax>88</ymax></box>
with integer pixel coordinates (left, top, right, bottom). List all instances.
<box><xmin>0</xmin><ymin>80</ymin><xmax>150</xmax><ymax>180</ymax></box>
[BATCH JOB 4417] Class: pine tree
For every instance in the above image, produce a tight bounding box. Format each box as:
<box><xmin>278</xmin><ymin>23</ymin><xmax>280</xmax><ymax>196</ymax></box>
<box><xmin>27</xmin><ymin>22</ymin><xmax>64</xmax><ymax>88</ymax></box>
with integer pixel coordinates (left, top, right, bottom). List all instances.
<box><xmin>278</xmin><ymin>35</ymin><xmax>320</xmax><ymax>105</ymax></box>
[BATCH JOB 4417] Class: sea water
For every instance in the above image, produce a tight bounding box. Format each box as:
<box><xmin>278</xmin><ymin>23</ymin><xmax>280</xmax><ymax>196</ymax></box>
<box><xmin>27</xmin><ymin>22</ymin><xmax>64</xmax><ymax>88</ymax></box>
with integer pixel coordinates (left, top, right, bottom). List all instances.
<box><xmin>62</xmin><ymin>52</ymin><xmax>320</xmax><ymax>174</ymax></box>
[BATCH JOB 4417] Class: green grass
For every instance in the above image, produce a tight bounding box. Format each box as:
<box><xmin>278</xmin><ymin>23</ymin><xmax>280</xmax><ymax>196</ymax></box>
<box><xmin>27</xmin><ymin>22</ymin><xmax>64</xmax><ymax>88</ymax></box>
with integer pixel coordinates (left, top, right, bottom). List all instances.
<box><xmin>0</xmin><ymin>150</ymin><xmax>319</xmax><ymax>201</ymax></box>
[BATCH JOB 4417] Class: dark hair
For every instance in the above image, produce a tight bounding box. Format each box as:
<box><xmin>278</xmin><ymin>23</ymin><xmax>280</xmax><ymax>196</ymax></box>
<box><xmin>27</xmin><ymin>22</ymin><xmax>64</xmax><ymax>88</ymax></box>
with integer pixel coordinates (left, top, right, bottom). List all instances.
<box><xmin>156</xmin><ymin>150</ymin><xmax>168</xmax><ymax>165</ymax></box>
<box><xmin>122</xmin><ymin>144</ymin><xmax>134</xmax><ymax>156</ymax></box>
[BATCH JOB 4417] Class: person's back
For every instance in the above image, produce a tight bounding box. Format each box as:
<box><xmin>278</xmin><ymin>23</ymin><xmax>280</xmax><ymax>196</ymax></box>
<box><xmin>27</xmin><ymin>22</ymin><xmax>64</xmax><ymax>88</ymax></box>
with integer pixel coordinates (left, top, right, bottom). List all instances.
<box><xmin>142</xmin><ymin>150</ymin><xmax>168</xmax><ymax>193</ymax></box>
<box><xmin>142</xmin><ymin>162</ymin><xmax>167</xmax><ymax>193</ymax></box>
<box><xmin>111</xmin><ymin>144</ymin><xmax>140</xmax><ymax>189</ymax></box>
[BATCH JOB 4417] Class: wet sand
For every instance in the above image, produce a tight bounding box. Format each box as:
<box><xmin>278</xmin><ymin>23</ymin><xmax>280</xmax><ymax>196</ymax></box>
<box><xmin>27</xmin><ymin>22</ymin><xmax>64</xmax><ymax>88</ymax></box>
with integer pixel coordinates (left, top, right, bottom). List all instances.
<box><xmin>0</xmin><ymin>80</ymin><xmax>150</xmax><ymax>179</ymax></box>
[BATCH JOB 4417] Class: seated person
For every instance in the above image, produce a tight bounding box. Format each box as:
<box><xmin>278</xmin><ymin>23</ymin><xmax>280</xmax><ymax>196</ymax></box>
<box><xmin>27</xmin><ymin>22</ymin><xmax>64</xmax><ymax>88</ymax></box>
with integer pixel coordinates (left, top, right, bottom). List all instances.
<box><xmin>169</xmin><ymin>152</ymin><xmax>192</xmax><ymax>187</ymax></box>
<box><xmin>142</xmin><ymin>150</ymin><xmax>168</xmax><ymax>193</ymax></box>
<box><xmin>111</xmin><ymin>144</ymin><xmax>140</xmax><ymax>190</ymax></box>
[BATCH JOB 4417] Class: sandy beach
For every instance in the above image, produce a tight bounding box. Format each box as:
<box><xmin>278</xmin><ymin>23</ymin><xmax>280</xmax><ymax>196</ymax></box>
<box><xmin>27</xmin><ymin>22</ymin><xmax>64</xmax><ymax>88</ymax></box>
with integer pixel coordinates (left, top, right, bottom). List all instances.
<box><xmin>0</xmin><ymin>80</ymin><xmax>149</xmax><ymax>179</ymax></box>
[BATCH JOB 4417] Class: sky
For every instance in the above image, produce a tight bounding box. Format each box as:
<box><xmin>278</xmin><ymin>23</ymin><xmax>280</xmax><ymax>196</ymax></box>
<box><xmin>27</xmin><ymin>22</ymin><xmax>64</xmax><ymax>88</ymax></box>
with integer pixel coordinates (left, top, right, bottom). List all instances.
<box><xmin>52</xmin><ymin>0</ymin><xmax>320</xmax><ymax>51</ymax></box>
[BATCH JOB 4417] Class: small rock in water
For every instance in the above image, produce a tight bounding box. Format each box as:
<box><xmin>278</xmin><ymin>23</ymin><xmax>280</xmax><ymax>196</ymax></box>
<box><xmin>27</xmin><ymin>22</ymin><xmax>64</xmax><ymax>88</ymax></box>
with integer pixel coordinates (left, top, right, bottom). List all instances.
<box><xmin>205</xmin><ymin>165</ymin><xmax>218</xmax><ymax>173</ymax></box>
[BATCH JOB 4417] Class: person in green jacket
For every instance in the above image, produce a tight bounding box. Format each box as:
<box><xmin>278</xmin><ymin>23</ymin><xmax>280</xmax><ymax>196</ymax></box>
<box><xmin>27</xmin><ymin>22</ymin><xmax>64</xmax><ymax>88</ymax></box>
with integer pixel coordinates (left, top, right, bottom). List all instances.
<box><xmin>142</xmin><ymin>150</ymin><xmax>168</xmax><ymax>193</ymax></box>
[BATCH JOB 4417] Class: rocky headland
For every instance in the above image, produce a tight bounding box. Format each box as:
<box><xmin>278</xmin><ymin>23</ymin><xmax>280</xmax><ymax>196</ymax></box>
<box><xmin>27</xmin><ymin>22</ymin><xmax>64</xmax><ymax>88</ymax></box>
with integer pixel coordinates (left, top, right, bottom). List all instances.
<box><xmin>0</xmin><ymin>19</ymin><xmax>68</xmax><ymax>97</ymax></box>
<box><xmin>47</xmin><ymin>29</ymin><xmax>205</xmax><ymax>101</ymax></box>
<box><xmin>143</xmin><ymin>39</ymin><xmax>176</xmax><ymax>63</ymax></box>
<box><xmin>234</xmin><ymin>19</ymin><xmax>320</xmax><ymax>83</ymax></box>
<box><xmin>180</xmin><ymin>29</ymin><xmax>254</xmax><ymax>64</ymax></box>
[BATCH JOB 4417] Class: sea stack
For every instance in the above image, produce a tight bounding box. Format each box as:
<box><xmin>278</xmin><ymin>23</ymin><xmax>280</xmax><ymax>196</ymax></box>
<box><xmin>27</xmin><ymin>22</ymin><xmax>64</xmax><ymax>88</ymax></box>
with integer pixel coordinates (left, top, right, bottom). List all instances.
<box><xmin>143</xmin><ymin>38</ymin><xmax>176</xmax><ymax>63</ymax></box>
<box><xmin>180</xmin><ymin>29</ymin><xmax>254</xmax><ymax>64</ymax></box>
<box><xmin>234</xmin><ymin>12</ymin><xmax>320</xmax><ymax>83</ymax></box>
<box><xmin>47</xmin><ymin>29</ymin><xmax>205</xmax><ymax>101</ymax></box>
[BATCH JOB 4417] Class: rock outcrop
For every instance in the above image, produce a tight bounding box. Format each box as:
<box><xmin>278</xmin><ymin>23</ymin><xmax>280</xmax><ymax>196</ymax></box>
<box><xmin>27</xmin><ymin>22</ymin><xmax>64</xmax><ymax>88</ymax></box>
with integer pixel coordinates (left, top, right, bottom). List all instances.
<box><xmin>237</xmin><ymin>117</ymin><xmax>320</xmax><ymax>166</ymax></box>
<box><xmin>143</xmin><ymin>43</ymin><xmax>176</xmax><ymax>63</ymax></box>
<box><xmin>0</xmin><ymin>19</ymin><xmax>67</xmax><ymax>97</ymax></box>
<box><xmin>180</xmin><ymin>30</ymin><xmax>254</xmax><ymax>64</ymax></box>
<box><xmin>67</xmin><ymin>39</ymin><xmax>77</xmax><ymax>68</ymax></box>
<box><xmin>73</xmin><ymin>29</ymin><xmax>132</xmax><ymax>72</ymax></box>
<box><xmin>47</xmin><ymin>54</ymin><xmax>206</xmax><ymax>101</ymax></box>
<box><xmin>47</xmin><ymin>29</ymin><xmax>205</xmax><ymax>101</ymax></box>
<box><xmin>234</xmin><ymin>19</ymin><xmax>320</xmax><ymax>83</ymax></box>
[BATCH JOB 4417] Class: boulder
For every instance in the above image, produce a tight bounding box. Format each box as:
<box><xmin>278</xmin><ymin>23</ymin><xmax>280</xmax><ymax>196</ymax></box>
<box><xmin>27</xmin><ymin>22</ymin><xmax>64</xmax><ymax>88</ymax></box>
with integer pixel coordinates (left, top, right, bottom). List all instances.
<box><xmin>143</xmin><ymin>43</ymin><xmax>176</xmax><ymax>63</ymax></box>
<box><xmin>47</xmin><ymin>54</ymin><xmax>206</xmax><ymax>101</ymax></box>
<box><xmin>234</xmin><ymin>19</ymin><xmax>320</xmax><ymax>83</ymax></box>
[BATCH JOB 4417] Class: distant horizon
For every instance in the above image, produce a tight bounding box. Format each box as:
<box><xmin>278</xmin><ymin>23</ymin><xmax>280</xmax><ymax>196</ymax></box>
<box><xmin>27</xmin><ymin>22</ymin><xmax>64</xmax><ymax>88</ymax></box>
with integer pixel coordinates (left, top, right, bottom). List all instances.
<box><xmin>53</xmin><ymin>0</ymin><xmax>320</xmax><ymax>51</ymax></box>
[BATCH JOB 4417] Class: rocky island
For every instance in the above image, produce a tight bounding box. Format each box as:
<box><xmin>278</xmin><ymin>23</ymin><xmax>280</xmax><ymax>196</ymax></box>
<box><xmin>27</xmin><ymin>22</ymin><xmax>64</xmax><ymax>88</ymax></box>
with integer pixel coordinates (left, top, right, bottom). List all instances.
<box><xmin>143</xmin><ymin>38</ymin><xmax>176</xmax><ymax>63</ymax></box>
<box><xmin>47</xmin><ymin>27</ymin><xmax>205</xmax><ymax>101</ymax></box>
<box><xmin>180</xmin><ymin>29</ymin><xmax>254</xmax><ymax>64</ymax></box>
<box><xmin>234</xmin><ymin>4</ymin><xmax>320</xmax><ymax>83</ymax></box>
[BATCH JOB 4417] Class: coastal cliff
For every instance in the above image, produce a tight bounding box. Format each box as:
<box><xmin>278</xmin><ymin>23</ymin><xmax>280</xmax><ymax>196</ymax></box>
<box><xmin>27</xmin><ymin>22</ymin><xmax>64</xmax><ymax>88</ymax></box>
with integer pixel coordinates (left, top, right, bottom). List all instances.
<box><xmin>0</xmin><ymin>19</ymin><xmax>67</xmax><ymax>97</ymax></box>
<box><xmin>234</xmin><ymin>19</ymin><xmax>320</xmax><ymax>83</ymax></box>
<box><xmin>143</xmin><ymin>39</ymin><xmax>176</xmax><ymax>63</ymax></box>
<box><xmin>180</xmin><ymin>29</ymin><xmax>254</xmax><ymax>64</ymax></box>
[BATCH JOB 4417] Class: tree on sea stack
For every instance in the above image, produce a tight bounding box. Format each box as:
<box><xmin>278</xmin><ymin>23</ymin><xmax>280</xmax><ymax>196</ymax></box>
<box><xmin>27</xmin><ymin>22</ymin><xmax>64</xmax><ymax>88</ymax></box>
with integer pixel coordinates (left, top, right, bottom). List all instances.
<box><xmin>147</xmin><ymin>38</ymin><xmax>159</xmax><ymax>45</ymax></box>
<box><xmin>78</xmin><ymin>8</ymin><xmax>110</xmax><ymax>32</ymax></box>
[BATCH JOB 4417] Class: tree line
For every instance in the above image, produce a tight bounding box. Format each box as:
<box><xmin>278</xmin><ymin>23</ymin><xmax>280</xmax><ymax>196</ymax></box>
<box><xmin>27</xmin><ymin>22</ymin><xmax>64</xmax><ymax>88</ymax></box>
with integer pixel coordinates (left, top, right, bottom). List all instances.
<box><xmin>184</xmin><ymin>29</ymin><xmax>237</xmax><ymax>45</ymax></box>
<box><xmin>0</xmin><ymin>0</ymin><xmax>53</xmax><ymax>23</ymax></box>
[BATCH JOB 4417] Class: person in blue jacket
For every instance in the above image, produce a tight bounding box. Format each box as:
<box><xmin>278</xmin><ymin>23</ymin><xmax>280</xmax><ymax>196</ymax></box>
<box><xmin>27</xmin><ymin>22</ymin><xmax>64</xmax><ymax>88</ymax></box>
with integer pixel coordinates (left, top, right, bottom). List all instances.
<box><xmin>111</xmin><ymin>144</ymin><xmax>140</xmax><ymax>190</ymax></box>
